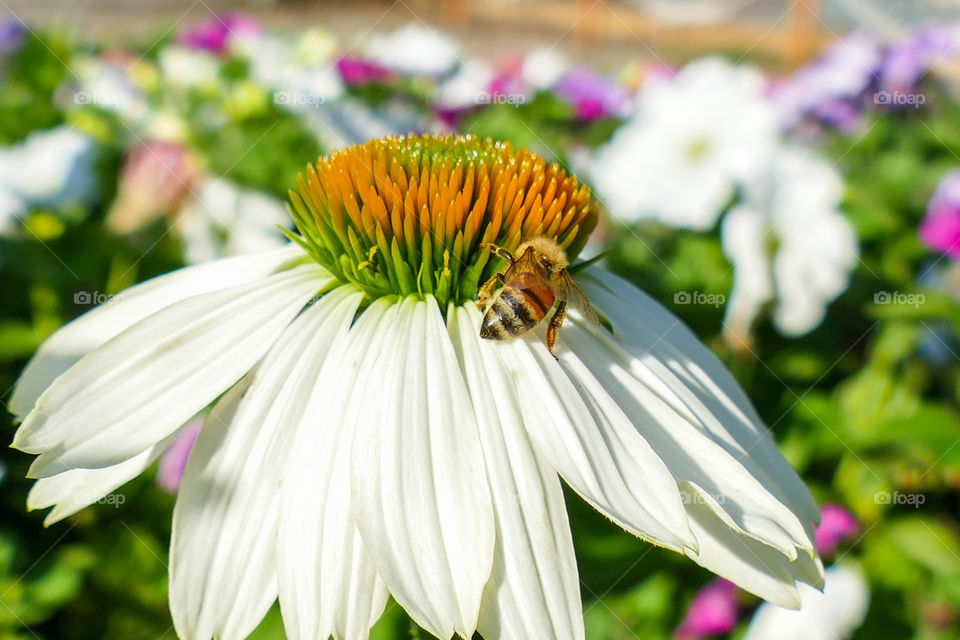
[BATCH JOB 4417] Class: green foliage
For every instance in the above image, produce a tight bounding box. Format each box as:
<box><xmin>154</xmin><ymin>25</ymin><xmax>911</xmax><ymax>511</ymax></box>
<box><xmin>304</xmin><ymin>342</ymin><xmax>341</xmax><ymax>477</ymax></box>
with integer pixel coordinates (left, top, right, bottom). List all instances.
<box><xmin>0</xmin><ymin>29</ymin><xmax>70</xmax><ymax>143</ymax></box>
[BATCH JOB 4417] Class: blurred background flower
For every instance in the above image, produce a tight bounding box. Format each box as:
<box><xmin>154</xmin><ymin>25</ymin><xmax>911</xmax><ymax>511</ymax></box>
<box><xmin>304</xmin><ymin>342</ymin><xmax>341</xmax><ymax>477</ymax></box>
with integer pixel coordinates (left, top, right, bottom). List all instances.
<box><xmin>364</xmin><ymin>22</ymin><xmax>460</xmax><ymax>77</ymax></box>
<box><xmin>722</xmin><ymin>147</ymin><xmax>858</xmax><ymax>341</ymax></box>
<box><xmin>921</xmin><ymin>168</ymin><xmax>960</xmax><ymax>260</ymax></box>
<box><xmin>174</xmin><ymin>176</ymin><xmax>290</xmax><ymax>263</ymax></box>
<box><xmin>591</xmin><ymin>58</ymin><xmax>777</xmax><ymax>230</ymax></box>
<box><xmin>0</xmin><ymin>125</ymin><xmax>98</xmax><ymax>232</ymax></box>
<box><xmin>742</xmin><ymin>564</ymin><xmax>869</xmax><ymax>640</ymax></box>
<box><xmin>106</xmin><ymin>140</ymin><xmax>200</xmax><ymax>235</ymax></box>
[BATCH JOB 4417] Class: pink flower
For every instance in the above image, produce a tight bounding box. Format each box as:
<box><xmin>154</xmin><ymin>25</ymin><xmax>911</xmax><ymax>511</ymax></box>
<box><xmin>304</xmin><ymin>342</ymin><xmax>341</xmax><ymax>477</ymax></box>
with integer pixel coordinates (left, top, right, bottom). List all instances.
<box><xmin>106</xmin><ymin>141</ymin><xmax>199</xmax><ymax>235</ymax></box>
<box><xmin>815</xmin><ymin>504</ymin><xmax>860</xmax><ymax>557</ymax></box>
<box><xmin>157</xmin><ymin>418</ymin><xmax>203</xmax><ymax>493</ymax></box>
<box><xmin>674</xmin><ymin>578</ymin><xmax>739</xmax><ymax>639</ymax></box>
<box><xmin>488</xmin><ymin>71</ymin><xmax>527</xmax><ymax>101</ymax></box>
<box><xmin>921</xmin><ymin>169</ymin><xmax>960</xmax><ymax>260</ymax></box>
<box><xmin>178</xmin><ymin>13</ymin><xmax>260</xmax><ymax>55</ymax></box>
<box><xmin>336</xmin><ymin>56</ymin><xmax>393</xmax><ymax>85</ymax></box>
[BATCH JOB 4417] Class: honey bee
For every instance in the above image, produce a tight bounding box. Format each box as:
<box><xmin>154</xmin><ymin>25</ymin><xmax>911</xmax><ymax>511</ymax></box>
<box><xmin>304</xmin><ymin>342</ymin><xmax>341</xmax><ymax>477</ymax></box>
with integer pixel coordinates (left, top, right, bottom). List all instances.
<box><xmin>477</xmin><ymin>237</ymin><xmax>600</xmax><ymax>357</ymax></box>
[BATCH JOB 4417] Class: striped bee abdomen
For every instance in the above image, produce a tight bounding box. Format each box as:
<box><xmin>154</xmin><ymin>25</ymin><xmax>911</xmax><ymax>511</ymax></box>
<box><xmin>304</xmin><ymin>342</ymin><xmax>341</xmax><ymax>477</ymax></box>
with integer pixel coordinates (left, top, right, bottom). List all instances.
<box><xmin>480</xmin><ymin>284</ymin><xmax>555</xmax><ymax>341</ymax></box>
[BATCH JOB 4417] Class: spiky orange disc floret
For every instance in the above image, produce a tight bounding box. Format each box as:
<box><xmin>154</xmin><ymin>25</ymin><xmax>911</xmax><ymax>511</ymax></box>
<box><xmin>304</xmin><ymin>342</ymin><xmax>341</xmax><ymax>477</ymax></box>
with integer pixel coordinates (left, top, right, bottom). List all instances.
<box><xmin>287</xmin><ymin>134</ymin><xmax>598</xmax><ymax>308</ymax></box>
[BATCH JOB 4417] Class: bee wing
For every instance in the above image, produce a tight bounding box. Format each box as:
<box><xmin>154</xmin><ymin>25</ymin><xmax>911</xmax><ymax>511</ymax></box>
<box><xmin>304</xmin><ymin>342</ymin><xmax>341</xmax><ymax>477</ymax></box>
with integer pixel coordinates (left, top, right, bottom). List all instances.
<box><xmin>508</xmin><ymin>246</ymin><xmax>542</xmax><ymax>277</ymax></box>
<box><xmin>559</xmin><ymin>271</ymin><xmax>601</xmax><ymax>325</ymax></box>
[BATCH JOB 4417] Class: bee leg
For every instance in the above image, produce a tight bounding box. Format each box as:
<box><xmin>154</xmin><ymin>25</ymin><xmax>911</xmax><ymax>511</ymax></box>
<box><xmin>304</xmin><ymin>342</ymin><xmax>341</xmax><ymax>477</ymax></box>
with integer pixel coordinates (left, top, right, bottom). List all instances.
<box><xmin>481</xmin><ymin>243</ymin><xmax>516</xmax><ymax>265</ymax></box>
<box><xmin>545</xmin><ymin>300</ymin><xmax>567</xmax><ymax>359</ymax></box>
<box><xmin>477</xmin><ymin>272</ymin><xmax>506</xmax><ymax>310</ymax></box>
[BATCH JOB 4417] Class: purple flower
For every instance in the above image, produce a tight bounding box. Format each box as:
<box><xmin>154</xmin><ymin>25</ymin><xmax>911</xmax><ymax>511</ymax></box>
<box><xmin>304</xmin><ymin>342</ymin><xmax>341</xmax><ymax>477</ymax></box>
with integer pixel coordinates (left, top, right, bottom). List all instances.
<box><xmin>881</xmin><ymin>26</ymin><xmax>959</xmax><ymax>96</ymax></box>
<box><xmin>815</xmin><ymin>504</ymin><xmax>860</xmax><ymax>557</ymax></box>
<box><xmin>921</xmin><ymin>169</ymin><xmax>960</xmax><ymax>260</ymax></box>
<box><xmin>773</xmin><ymin>31</ymin><xmax>882</xmax><ymax>131</ymax></box>
<box><xmin>553</xmin><ymin>66</ymin><xmax>633</xmax><ymax>120</ymax></box>
<box><xmin>674</xmin><ymin>578</ymin><xmax>739</xmax><ymax>639</ymax></box>
<box><xmin>178</xmin><ymin>13</ymin><xmax>260</xmax><ymax>55</ymax></box>
<box><xmin>336</xmin><ymin>56</ymin><xmax>393</xmax><ymax>85</ymax></box>
<box><xmin>0</xmin><ymin>20</ymin><xmax>24</xmax><ymax>56</ymax></box>
<box><xmin>157</xmin><ymin>417</ymin><xmax>203</xmax><ymax>493</ymax></box>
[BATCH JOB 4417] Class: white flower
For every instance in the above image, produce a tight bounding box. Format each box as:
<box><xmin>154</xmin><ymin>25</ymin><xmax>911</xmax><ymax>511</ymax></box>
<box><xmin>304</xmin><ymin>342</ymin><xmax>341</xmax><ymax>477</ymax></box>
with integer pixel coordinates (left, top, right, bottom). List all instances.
<box><xmin>70</xmin><ymin>55</ymin><xmax>152</xmax><ymax>126</ymax></box>
<box><xmin>0</xmin><ymin>125</ymin><xmax>98</xmax><ymax>224</ymax></box>
<box><xmin>235</xmin><ymin>31</ymin><xmax>344</xmax><ymax>112</ymax></box>
<box><xmin>365</xmin><ymin>23</ymin><xmax>460</xmax><ymax>76</ymax></box>
<box><xmin>0</xmin><ymin>188</ymin><xmax>23</xmax><ymax>235</ymax></box>
<box><xmin>722</xmin><ymin>147</ymin><xmax>858</xmax><ymax>337</ymax></box>
<box><xmin>175</xmin><ymin>177</ymin><xmax>289</xmax><ymax>264</ymax></box>
<box><xmin>434</xmin><ymin>58</ymin><xmax>494</xmax><ymax>110</ymax></box>
<box><xmin>591</xmin><ymin>57</ymin><xmax>778</xmax><ymax>230</ymax></box>
<box><xmin>522</xmin><ymin>47</ymin><xmax>568</xmax><ymax>89</ymax></box>
<box><xmin>11</xmin><ymin>135</ymin><xmax>821</xmax><ymax>640</ymax></box>
<box><xmin>743</xmin><ymin>563</ymin><xmax>870</xmax><ymax>640</ymax></box>
<box><xmin>158</xmin><ymin>46</ymin><xmax>221</xmax><ymax>89</ymax></box>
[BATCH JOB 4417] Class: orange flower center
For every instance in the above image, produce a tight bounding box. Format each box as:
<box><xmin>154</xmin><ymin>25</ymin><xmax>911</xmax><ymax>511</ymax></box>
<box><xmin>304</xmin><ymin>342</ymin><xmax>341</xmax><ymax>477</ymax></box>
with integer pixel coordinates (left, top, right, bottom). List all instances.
<box><xmin>288</xmin><ymin>134</ymin><xmax>598</xmax><ymax>307</ymax></box>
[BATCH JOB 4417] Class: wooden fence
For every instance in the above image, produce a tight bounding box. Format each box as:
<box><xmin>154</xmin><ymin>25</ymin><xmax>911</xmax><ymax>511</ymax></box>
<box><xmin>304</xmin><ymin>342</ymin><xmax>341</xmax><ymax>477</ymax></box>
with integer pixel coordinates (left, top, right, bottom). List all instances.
<box><xmin>440</xmin><ymin>0</ymin><xmax>831</xmax><ymax>67</ymax></box>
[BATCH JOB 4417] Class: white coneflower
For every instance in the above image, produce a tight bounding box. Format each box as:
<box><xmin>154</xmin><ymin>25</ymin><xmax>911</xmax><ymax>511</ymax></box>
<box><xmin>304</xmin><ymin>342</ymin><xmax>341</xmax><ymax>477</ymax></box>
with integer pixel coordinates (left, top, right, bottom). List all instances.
<box><xmin>11</xmin><ymin>134</ymin><xmax>822</xmax><ymax>640</ymax></box>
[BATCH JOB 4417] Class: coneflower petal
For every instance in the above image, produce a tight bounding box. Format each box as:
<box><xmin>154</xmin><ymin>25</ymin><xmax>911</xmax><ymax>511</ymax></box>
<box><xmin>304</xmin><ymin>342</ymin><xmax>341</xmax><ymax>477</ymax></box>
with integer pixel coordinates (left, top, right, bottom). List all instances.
<box><xmin>449</xmin><ymin>306</ymin><xmax>585</xmax><ymax>640</ymax></box>
<box><xmin>682</xmin><ymin>497</ymin><xmax>824</xmax><ymax>608</ymax></box>
<box><xmin>278</xmin><ymin>296</ymin><xmax>391</xmax><ymax>640</ymax></box>
<box><xmin>170</xmin><ymin>286</ymin><xmax>363</xmax><ymax>640</ymax></box>
<box><xmin>580</xmin><ymin>268</ymin><xmax>820</xmax><ymax>526</ymax></box>
<box><xmin>486</xmin><ymin>311</ymin><xmax>696</xmax><ymax>552</ymax></box>
<box><xmin>560</xmin><ymin>320</ymin><xmax>814</xmax><ymax>558</ymax></box>
<box><xmin>27</xmin><ymin>432</ymin><xmax>178</xmax><ymax>526</ymax></box>
<box><xmin>10</xmin><ymin>243</ymin><xmax>306</xmax><ymax>419</ymax></box>
<box><xmin>14</xmin><ymin>264</ymin><xmax>330</xmax><ymax>477</ymax></box>
<box><xmin>350</xmin><ymin>296</ymin><xmax>495</xmax><ymax>639</ymax></box>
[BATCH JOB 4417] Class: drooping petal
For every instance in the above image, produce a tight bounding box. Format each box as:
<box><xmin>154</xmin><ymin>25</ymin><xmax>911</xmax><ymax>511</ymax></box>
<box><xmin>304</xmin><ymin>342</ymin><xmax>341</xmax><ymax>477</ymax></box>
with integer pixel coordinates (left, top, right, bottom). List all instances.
<box><xmin>27</xmin><ymin>432</ymin><xmax>178</xmax><ymax>526</ymax></box>
<box><xmin>10</xmin><ymin>244</ymin><xmax>305</xmax><ymax>419</ymax></box>
<box><xmin>170</xmin><ymin>286</ymin><xmax>363</xmax><ymax>640</ymax></box>
<box><xmin>580</xmin><ymin>268</ymin><xmax>820</xmax><ymax>527</ymax></box>
<box><xmin>449</xmin><ymin>306</ymin><xmax>584</xmax><ymax>640</ymax></box>
<box><xmin>14</xmin><ymin>263</ymin><xmax>330</xmax><ymax>477</ymax></box>
<box><xmin>350</xmin><ymin>297</ymin><xmax>495</xmax><ymax>639</ymax></box>
<box><xmin>682</xmin><ymin>495</ymin><xmax>823</xmax><ymax>608</ymax></box>
<box><xmin>560</xmin><ymin>319</ymin><xmax>813</xmax><ymax>559</ymax></box>
<box><xmin>479</xmin><ymin>307</ymin><xmax>694</xmax><ymax>552</ymax></box>
<box><xmin>278</xmin><ymin>297</ymin><xmax>392</xmax><ymax>640</ymax></box>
